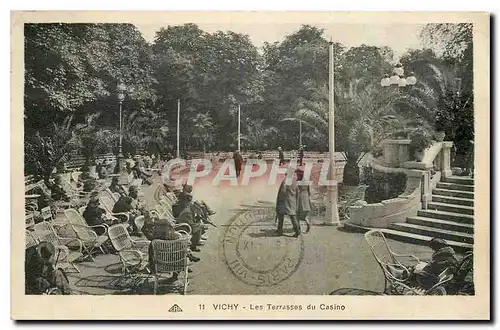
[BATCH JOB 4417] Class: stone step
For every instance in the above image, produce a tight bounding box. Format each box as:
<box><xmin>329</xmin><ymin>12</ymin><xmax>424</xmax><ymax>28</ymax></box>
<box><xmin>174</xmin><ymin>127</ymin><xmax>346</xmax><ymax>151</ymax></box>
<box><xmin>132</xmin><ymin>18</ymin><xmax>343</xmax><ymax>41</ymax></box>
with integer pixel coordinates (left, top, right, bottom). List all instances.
<box><xmin>436</xmin><ymin>182</ymin><xmax>474</xmax><ymax>192</ymax></box>
<box><xmin>381</xmin><ymin>228</ymin><xmax>473</xmax><ymax>251</ymax></box>
<box><xmin>389</xmin><ymin>223</ymin><xmax>474</xmax><ymax>244</ymax></box>
<box><xmin>443</xmin><ymin>176</ymin><xmax>474</xmax><ymax>185</ymax></box>
<box><xmin>427</xmin><ymin>202</ymin><xmax>474</xmax><ymax>215</ymax></box>
<box><xmin>432</xmin><ymin>195</ymin><xmax>474</xmax><ymax>207</ymax></box>
<box><xmin>417</xmin><ymin>209</ymin><xmax>474</xmax><ymax>224</ymax></box>
<box><xmin>432</xmin><ymin>188</ymin><xmax>474</xmax><ymax>199</ymax></box>
<box><xmin>406</xmin><ymin>216</ymin><xmax>474</xmax><ymax>234</ymax></box>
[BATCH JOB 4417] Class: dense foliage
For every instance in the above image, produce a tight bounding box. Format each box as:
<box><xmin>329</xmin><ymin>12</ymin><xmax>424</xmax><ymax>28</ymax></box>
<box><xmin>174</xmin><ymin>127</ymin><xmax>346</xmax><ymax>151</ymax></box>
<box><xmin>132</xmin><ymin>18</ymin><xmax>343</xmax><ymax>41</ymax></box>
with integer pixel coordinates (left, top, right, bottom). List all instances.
<box><xmin>24</xmin><ymin>22</ymin><xmax>474</xmax><ymax>181</ymax></box>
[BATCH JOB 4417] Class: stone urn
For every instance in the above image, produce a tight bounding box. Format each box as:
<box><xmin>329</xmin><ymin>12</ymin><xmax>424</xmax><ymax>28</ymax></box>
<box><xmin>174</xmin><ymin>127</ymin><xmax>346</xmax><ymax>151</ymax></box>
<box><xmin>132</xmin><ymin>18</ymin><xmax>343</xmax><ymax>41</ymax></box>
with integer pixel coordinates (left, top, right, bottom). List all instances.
<box><xmin>435</xmin><ymin>131</ymin><xmax>446</xmax><ymax>142</ymax></box>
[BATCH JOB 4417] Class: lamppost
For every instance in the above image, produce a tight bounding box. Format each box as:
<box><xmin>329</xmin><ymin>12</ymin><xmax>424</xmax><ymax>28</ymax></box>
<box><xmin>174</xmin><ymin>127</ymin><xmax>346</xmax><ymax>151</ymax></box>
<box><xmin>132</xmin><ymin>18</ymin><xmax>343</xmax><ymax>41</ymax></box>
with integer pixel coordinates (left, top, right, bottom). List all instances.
<box><xmin>380</xmin><ymin>63</ymin><xmax>417</xmax><ymax>89</ymax></box>
<box><xmin>323</xmin><ymin>40</ymin><xmax>340</xmax><ymax>226</ymax></box>
<box><xmin>117</xmin><ymin>80</ymin><xmax>126</xmax><ymax>173</ymax></box>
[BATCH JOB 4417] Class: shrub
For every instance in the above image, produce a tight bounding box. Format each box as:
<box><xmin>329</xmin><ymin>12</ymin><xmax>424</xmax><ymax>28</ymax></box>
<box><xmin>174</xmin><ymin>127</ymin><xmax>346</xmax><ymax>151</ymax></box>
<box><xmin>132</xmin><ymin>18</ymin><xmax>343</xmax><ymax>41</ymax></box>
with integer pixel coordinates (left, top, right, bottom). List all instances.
<box><xmin>408</xmin><ymin>129</ymin><xmax>433</xmax><ymax>161</ymax></box>
<box><xmin>361</xmin><ymin>166</ymin><xmax>407</xmax><ymax>204</ymax></box>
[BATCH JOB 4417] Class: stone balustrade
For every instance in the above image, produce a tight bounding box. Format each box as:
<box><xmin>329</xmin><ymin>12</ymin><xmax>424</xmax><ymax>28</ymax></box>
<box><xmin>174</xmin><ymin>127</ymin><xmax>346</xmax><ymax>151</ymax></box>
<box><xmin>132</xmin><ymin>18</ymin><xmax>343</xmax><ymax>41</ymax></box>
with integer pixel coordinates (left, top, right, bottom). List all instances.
<box><xmin>346</xmin><ymin>140</ymin><xmax>454</xmax><ymax>228</ymax></box>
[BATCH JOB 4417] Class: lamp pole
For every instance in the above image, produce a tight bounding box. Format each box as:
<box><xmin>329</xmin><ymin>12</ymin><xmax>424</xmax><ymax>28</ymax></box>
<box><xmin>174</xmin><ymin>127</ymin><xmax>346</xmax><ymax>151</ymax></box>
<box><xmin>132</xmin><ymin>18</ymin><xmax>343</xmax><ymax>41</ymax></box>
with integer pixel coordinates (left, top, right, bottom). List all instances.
<box><xmin>324</xmin><ymin>40</ymin><xmax>340</xmax><ymax>226</ymax></box>
<box><xmin>177</xmin><ymin>99</ymin><xmax>180</xmax><ymax>158</ymax></box>
<box><xmin>117</xmin><ymin>80</ymin><xmax>126</xmax><ymax>173</ymax></box>
<box><xmin>299</xmin><ymin>120</ymin><xmax>302</xmax><ymax>147</ymax></box>
<box><xmin>238</xmin><ymin>104</ymin><xmax>241</xmax><ymax>152</ymax></box>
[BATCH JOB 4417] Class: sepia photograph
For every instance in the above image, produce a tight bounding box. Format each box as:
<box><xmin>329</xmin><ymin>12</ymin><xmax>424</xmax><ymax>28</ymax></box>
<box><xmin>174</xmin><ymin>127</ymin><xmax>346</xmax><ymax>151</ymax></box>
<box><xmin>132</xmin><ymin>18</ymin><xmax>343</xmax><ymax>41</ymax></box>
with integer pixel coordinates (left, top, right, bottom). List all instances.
<box><xmin>11</xmin><ymin>11</ymin><xmax>490</xmax><ymax>320</ymax></box>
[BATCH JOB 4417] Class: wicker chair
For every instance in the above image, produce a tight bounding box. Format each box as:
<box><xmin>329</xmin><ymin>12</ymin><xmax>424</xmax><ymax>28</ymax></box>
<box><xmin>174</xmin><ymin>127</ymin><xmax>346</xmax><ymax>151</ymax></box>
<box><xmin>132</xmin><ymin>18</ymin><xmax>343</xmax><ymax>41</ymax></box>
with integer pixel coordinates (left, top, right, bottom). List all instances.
<box><xmin>64</xmin><ymin>208</ymin><xmax>109</xmax><ymax>261</ymax></box>
<box><xmin>33</xmin><ymin>221</ymin><xmax>84</xmax><ymax>272</ymax></box>
<box><xmin>107</xmin><ymin>224</ymin><xmax>149</xmax><ymax>276</ymax></box>
<box><xmin>39</xmin><ymin>206</ymin><xmax>54</xmax><ymax>222</ymax></box>
<box><xmin>26</xmin><ymin>230</ymin><xmax>39</xmax><ymax>249</ymax></box>
<box><xmin>25</xmin><ymin>213</ymin><xmax>35</xmax><ymax>229</ymax></box>
<box><xmin>99</xmin><ymin>195</ymin><xmax>131</xmax><ymax>225</ymax></box>
<box><xmin>365</xmin><ymin>230</ymin><xmax>453</xmax><ymax>295</ymax></box>
<box><xmin>150</xmin><ymin>237</ymin><xmax>191</xmax><ymax>295</ymax></box>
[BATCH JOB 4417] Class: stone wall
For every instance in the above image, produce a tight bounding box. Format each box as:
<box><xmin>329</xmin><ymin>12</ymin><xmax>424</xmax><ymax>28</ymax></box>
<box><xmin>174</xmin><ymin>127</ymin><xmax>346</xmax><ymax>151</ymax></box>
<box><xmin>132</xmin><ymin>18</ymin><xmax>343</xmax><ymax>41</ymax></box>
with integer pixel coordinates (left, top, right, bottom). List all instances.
<box><xmin>345</xmin><ymin>140</ymin><xmax>454</xmax><ymax>229</ymax></box>
<box><xmin>347</xmin><ymin>169</ymin><xmax>421</xmax><ymax>228</ymax></box>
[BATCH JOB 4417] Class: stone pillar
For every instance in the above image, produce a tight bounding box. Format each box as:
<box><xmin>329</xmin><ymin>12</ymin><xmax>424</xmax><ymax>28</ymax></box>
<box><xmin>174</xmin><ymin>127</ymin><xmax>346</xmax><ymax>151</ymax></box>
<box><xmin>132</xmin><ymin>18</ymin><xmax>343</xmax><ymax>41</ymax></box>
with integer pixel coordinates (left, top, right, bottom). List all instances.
<box><xmin>421</xmin><ymin>170</ymin><xmax>432</xmax><ymax>209</ymax></box>
<box><xmin>440</xmin><ymin>141</ymin><xmax>453</xmax><ymax>178</ymax></box>
<box><xmin>405</xmin><ymin>169</ymin><xmax>431</xmax><ymax>209</ymax></box>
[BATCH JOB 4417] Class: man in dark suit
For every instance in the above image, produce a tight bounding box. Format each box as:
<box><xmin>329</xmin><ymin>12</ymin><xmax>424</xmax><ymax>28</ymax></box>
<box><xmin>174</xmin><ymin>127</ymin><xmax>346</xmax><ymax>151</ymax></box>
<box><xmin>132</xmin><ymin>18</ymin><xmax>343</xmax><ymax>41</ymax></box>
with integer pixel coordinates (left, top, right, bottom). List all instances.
<box><xmin>278</xmin><ymin>147</ymin><xmax>285</xmax><ymax>166</ymax></box>
<box><xmin>233</xmin><ymin>150</ymin><xmax>244</xmax><ymax>178</ymax></box>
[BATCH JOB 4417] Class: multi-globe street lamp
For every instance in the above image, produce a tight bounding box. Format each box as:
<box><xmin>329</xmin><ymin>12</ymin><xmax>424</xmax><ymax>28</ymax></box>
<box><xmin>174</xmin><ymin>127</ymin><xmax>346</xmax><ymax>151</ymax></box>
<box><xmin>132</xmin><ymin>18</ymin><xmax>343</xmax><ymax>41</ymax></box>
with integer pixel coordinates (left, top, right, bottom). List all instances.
<box><xmin>380</xmin><ymin>63</ymin><xmax>417</xmax><ymax>88</ymax></box>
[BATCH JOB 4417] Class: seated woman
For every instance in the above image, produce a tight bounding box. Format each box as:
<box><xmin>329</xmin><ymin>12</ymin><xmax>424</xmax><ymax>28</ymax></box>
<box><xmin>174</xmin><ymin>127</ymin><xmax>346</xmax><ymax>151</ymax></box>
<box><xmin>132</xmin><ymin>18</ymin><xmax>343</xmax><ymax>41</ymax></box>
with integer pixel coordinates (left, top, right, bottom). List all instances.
<box><xmin>414</xmin><ymin>238</ymin><xmax>459</xmax><ymax>290</ymax></box>
<box><xmin>49</xmin><ymin>176</ymin><xmax>71</xmax><ymax>203</ymax></box>
<box><xmin>25</xmin><ymin>242</ymin><xmax>71</xmax><ymax>295</ymax></box>
<box><xmin>143</xmin><ymin>215</ymin><xmax>200</xmax><ymax>266</ymax></box>
<box><xmin>132</xmin><ymin>158</ymin><xmax>153</xmax><ymax>185</ymax></box>
<box><xmin>112</xmin><ymin>194</ymin><xmax>143</xmax><ymax>234</ymax></box>
<box><xmin>108</xmin><ymin>177</ymin><xmax>128</xmax><ymax>197</ymax></box>
<box><xmin>82</xmin><ymin>197</ymin><xmax>120</xmax><ymax>235</ymax></box>
<box><xmin>174</xmin><ymin>184</ymin><xmax>216</xmax><ymax>219</ymax></box>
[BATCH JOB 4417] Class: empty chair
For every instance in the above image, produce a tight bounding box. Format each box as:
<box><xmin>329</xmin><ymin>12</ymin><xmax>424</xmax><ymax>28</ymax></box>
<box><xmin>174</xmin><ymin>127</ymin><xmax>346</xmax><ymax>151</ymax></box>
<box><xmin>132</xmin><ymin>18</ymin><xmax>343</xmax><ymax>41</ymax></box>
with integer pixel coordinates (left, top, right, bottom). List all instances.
<box><xmin>107</xmin><ymin>224</ymin><xmax>149</xmax><ymax>277</ymax></box>
<box><xmin>25</xmin><ymin>213</ymin><xmax>35</xmax><ymax>229</ymax></box>
<box><xmin>40</xmin><ymin>206</ymin><xmax>54</xmax><ymax>222</ymax></box>
<box><xmin>26</xmin><ymin>230</ymin><xmax>38</xmax><ymax>249</ymax></box>
<box><xmin>33</xmin><ymin>221</ymin><xmax>84</xmax><ymax>272</ymax></box>
<box><xmin>64</xmin><ymin>208</ymin><xmax>109</xmax><ymax>261</ymax></box>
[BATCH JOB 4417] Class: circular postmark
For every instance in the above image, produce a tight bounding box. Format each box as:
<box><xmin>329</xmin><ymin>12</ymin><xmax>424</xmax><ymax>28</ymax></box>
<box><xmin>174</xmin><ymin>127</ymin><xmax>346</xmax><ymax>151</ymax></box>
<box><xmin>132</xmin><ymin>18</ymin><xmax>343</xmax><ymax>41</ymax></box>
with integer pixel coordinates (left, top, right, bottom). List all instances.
<box><xmin>221</xmin><ymin>207</ymin><xmax>304</xmax><ymax>286</ymax></box>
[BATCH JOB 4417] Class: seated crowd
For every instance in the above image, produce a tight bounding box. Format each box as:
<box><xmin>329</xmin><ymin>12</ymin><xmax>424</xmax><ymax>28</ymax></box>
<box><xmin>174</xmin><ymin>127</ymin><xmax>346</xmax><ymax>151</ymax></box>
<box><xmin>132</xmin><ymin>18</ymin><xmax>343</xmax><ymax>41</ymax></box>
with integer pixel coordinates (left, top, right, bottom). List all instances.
<box><xmin>25</xmin><ymin>153</ymin><xmax>217</xmax><ymax>295</ymax></box>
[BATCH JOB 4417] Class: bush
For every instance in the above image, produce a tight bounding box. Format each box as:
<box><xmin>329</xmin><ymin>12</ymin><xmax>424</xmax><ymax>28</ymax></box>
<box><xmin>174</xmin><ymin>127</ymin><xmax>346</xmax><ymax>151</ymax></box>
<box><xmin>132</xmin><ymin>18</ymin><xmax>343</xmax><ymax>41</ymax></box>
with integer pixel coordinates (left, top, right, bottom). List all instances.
<box><xmin>408</xmin><ymin>129</ymin><xmax>433</xmax><ymax>161</ymax></box>
<box><xmin>361</xmin><ymin>166</ymin><xmax>407</xmax><ymax>204</ymax></box>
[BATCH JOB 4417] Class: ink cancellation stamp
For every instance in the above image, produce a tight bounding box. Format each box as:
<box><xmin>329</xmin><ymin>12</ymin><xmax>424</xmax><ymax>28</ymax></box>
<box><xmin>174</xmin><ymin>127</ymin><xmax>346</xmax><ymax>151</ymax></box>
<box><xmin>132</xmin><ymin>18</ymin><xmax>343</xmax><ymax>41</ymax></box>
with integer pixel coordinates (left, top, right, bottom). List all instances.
<box><xmin>221</xmin><ymin>207</ymin><xmax>304</xmax><ymax>287</ymax></box>
<box><xmin>11</xmin><ymin>10</ymin><xmax>490</xmax><ymax>320</ymax></box>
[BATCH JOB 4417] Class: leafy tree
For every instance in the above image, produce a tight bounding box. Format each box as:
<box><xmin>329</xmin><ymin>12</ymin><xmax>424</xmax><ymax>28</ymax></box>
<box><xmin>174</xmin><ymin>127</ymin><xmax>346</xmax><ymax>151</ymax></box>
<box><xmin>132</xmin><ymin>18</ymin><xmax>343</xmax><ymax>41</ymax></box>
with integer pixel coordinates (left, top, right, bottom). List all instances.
<box><xmin>191</xmin><ymin>113</ymin><xmax>214</xmax><ymax>152</ymax></box>
<box><xmin>25</xmin><ymin>116</ymin><xmax>85</xmax><ymax>180</ymax></box>
<box><xmin>240</xmin><ymin>119</ymin><xmax>279</xmax><ymax>150</ymax></box>
<box><xmin>285</xmin><ymin>79</ymin><xmax>406</xmax><ymax>185</ymax></box>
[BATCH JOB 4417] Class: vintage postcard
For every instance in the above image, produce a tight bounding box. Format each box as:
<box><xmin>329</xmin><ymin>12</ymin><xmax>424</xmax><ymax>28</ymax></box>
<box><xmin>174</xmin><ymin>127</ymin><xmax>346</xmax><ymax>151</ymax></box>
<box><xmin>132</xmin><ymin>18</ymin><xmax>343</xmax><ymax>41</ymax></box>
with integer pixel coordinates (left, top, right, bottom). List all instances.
<box><xmin>11</xmin><ymin>11</ymin><xmax>490</xmax><ymax>320</ymax></box>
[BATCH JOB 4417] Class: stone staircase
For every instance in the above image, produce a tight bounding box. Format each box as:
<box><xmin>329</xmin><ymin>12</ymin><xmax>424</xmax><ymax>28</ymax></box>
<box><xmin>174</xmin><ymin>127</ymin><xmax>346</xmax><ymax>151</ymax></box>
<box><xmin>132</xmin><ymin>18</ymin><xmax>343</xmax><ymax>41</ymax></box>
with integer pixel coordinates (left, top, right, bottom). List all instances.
<box><xmin>384</xmin><ymin>176</ymin><xmax>474</xmax><ymax>251</ymax></box>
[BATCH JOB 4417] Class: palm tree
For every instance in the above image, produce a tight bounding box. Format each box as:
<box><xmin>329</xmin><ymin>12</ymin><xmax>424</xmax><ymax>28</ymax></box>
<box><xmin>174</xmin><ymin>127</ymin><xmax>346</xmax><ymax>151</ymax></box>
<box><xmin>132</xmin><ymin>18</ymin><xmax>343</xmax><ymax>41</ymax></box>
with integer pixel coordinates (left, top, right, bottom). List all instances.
<box><xmin>191</xmin><ymin>112</ymin><xmax>214</xmax><ymax>152</ymax></box>
<box><xmin>394</xmin><ymin>61</ymin><xmax>474</xmax><ymax>166</ymax></box>
<box><xmin>395</xmin><ymin>62</ymin><xmax>472</xmax><ymax>139</ymax></box>
<box><xmin>25</xmin><ymin>115</ymin><xmax>85</xmax><ymax>181</ymax></box>
<box><xmin>240</xmin><ymin>119</ymin><xmax>278</xmax><ymax>150</ymax></box>
<box><xmin>120</xmin><ymin>109</ymin><xmax>171</xmax><ymax>154</ymax></box>
<box><xmin>285</xmin><ymin>79</ymin><xmax>408</xmax><ymax>185</ymax></box>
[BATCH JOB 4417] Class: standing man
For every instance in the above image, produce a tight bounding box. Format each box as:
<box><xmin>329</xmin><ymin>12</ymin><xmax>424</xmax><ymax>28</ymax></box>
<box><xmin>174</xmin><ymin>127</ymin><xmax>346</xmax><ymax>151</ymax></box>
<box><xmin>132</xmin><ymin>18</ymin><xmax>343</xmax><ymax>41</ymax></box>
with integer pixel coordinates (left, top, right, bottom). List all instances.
<box><xmin>275</xmin><ymin>168</ymin><xmax>301</xmax><ymax>237</ymax></box>
<box><xmin>278</xmin><ymin>147</ymin><xmax>285</xmax><ymax>166</ymax></box>
<box><xmin>298</xmin><ymin>145</ymin><xmax>305</xmax><ymax>166</ymax></box>
<box><xmin>233</xmin><ymin>150</ymin><xmax>244</xmax><ymax>178</ymax></box>
<box><xmin>296</xmin><ymin>167</ymin><xmax>311</xmax><ymax>231</ymax></box>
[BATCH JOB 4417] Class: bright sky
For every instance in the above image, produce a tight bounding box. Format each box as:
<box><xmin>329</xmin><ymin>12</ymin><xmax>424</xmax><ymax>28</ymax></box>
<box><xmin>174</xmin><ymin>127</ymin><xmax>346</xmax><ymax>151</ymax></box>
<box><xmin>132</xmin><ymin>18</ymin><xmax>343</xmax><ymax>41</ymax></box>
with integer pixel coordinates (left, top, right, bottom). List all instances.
<box><xmin>135</xmin><ymin>22</ymin><xmax>425</xmax><ymax>60</ymax></box>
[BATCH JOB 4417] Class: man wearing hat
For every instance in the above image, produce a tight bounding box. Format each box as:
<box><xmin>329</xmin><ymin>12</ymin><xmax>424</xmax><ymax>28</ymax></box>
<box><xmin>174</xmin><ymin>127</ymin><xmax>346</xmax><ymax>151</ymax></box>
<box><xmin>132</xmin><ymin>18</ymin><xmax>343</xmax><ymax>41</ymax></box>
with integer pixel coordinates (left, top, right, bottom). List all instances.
<box><xmin>414</xmin><ymin>237</ymin><xmax>459</xmax><ymax>289</ymax></box>
<box><xmin>278</xmin><ymin>147</ymin><xmax>285</xmax><ymax>166</ymax></box>
<box><xmin>25</xmin><ymin>242</ymin><xmax>71</xmax><ymax>294</ymax></box>
<box><xmin>295</xmin><ymin>166</ymin><xmax>312</xmax><ymax>230</ymax></box>
<box><xmin>298</xmin><ymin>145</ymin><xmax>305</xmax><ymax>166</ymax></box>
<box><xmin>177</xmin><ymin>192</ymin><xmax>208</xmax><ymax>252</ymax></box>
<box><xmin>275</xmin><ymin>167</ymin><xmax>301</xmax><ymax>237</ymax></box>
